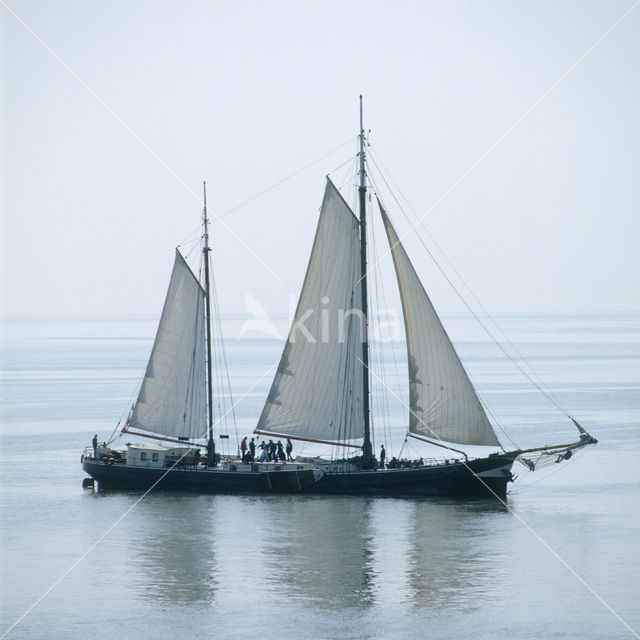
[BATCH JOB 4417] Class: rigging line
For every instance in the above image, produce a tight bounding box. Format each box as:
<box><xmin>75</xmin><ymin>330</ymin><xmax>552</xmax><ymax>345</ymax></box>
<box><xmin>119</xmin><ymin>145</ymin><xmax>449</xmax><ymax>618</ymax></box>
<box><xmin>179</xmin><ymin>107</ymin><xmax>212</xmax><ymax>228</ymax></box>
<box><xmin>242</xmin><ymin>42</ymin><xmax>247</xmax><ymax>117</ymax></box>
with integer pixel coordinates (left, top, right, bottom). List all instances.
<box><xmin>477</xmin><ymin>393</ymin><xmax>518</xmax><ymax>451</ymax></box>
<box><xmin>180</xmin><ymin>239</ymin><xmax>202</xmax><ymax>264</ymax></box>
<box><xmin>108</xmin><ymin>344</ymin><xmax>152</xmax><ymax>446</ymax></box>
<box><xmin>369</xmin><ymin>165</ymin><xmax>517</xmax><ymax>450</ymax></box>
<box><xmin>359</xmin><ymin>358</ymin><xmax>637</xmax><ymax>640</ymax></box>
<box><xmin>214</xmin><ymin>136</ymin><xmax>357</xmax><ymax>220</ymax></box>
<box><xmin>329</xmin><ymin>149</ymin><xmax>358</xmax><ymax>183</ymax></box>
<box><xmin>1</xmin><ymin>358</ymin><xmax>280</xmax><ymax>640</ymax></box>
<box><xmin>363</xmin><ymin>352</ymin><xmax>504</xmax><ymax>465</ymax></box>
<box><xmin>510</xmin><ymin>446</ymin><xmax>593</xmax><ymax>494</ymax></box>
<box><xmin>108</xmin><ymin>382</ymin><xmax>142</xmax><ymax>444</ymax></box>
<box><xmin>360</xmin><ymin>0</ymin><xmax>640</xmax><ymax>284</ymax></box>
<box><xmin>214</xmin><ymin>330</ymin><xmax>231</xmax><ymax>436</ymax></box>
<box><xmin>207</xmin><ymin>260</ymin><xmax>225</xmax><ymax>423</ymax></box>
<box><xmin>368</xmin><ymin>148</ymin><xmax>569</xmax><ymax>420</ymax></box>
<box><xmin>337</xmin><ymin>154</ymin><xmax>359</xmax><ymax>193</ymax></box>
<box><xmin>177</xmin><ymin>220</ymin><xmax>205</xmax><ymax>250</ymax></box>
<box><xmin>215</xmin><ymin>216</ymin><xmax>284</xmax><ymax>284</ymax></box>
<box><xmin>368</xmin><ymin>213</ymin><xmax>396</xmax><ymax>457</ymax></box>
<box><xmin>369</xmin><ymin>169</ymin><xmax>491</xmax><ymax>451</ymax></box>
<box><xmin>336</xmin><ymin>139</ymin><xmax>360</xmax><ymax>193</ymax></box>
<box><xmin>211</xmin><ymin>266</ymin><xmax>239</xmax><ymax>437</ymax></box>
<box><xmin>367</xmin><ymin>177</ymin><xmax>408</xmax><ymax>395</ymax></box>
<box><xmin>368</xmin><ymin>149</ymin><xmax>526</xmax><ymax>400</ymax></box>
<box><xmin>368</xmin><ymin>158</ymin><xmax>570</xmax><ymax>420</ymax></box>
<box><xmin>398</xmin><ymin>434</ymin><xmax>408</xmax><ymax>459</ymax></box>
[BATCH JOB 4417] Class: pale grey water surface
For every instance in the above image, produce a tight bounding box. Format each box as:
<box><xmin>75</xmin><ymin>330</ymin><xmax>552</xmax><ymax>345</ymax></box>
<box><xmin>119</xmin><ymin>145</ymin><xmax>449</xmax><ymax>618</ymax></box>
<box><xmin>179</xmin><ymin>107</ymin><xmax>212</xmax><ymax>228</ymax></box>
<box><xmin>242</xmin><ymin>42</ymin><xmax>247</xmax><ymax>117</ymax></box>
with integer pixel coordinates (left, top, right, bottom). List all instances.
<box><xmin>1</xmin><ymin>314</ymin><xmax>639</xmax><ymax>639</ymax></box>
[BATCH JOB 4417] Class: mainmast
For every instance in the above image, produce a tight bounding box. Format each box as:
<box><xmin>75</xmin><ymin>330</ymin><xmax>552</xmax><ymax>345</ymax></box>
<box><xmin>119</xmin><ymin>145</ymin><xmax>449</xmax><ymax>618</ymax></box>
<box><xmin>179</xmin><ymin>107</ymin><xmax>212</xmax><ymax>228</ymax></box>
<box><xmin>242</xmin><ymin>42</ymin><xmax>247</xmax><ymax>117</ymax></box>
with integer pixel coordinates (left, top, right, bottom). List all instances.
<box><xmin>203</xmin><ymin>181</ymin><xmax>216</xmax><ymax>466</ymax></box>
<box><xmin>359</xmin><ymin>95</ymin><xmax>373</xmax><ymax>468</ymax></box>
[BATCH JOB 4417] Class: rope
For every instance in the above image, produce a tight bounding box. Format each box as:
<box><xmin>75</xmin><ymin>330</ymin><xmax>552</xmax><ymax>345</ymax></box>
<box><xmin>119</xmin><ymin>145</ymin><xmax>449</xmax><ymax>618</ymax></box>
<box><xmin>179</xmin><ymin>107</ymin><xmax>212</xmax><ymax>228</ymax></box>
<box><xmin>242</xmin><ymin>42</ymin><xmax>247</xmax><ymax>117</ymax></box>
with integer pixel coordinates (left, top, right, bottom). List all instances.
<box><xmin>367</xmin><ymin>205</ymin><xmax>401</xmax><ymax>460</ymax></box>
<box><xmin>367</xmin><ymin>147</ymin><xmax>572</xmax><ymax>424</ymax></box>
<box><xmin>509</xmin><ymin>445</ymin><xmax>593</xmax><ymax>494</ymax></box>
<box><xmin>369</xmin><ymin>159</ymin><xmax>517</xmax><ymax>448</ymax></box>
<box><xmin>209</xmin><ymin>253</ymin><xmax>239</xmax><ymax>443</ymax></box>
<box><xmin>214</xmin><ymin>136</ymin><xmax>357</xmax><ymax>220</ymax></box>
<box><xmin>177</xmin><ymin>221</ymin><xmax>204</xmax><ymax>252</ymax></box>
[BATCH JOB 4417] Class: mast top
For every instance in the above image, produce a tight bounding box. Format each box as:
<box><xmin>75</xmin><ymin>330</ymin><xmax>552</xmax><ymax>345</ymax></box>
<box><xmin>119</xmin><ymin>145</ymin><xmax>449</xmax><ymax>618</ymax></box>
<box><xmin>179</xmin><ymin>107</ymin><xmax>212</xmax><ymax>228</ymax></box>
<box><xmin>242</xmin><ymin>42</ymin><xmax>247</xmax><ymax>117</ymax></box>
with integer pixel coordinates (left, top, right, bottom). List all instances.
<box><xmin>203</xmin><ymin>181</ymin><xmax>211</xmax><ymax>255</ymax></box>
<box><xmin>359</xmin><ymin>97</ymin><xmax>366</xmax><ymax>193</ymax></box>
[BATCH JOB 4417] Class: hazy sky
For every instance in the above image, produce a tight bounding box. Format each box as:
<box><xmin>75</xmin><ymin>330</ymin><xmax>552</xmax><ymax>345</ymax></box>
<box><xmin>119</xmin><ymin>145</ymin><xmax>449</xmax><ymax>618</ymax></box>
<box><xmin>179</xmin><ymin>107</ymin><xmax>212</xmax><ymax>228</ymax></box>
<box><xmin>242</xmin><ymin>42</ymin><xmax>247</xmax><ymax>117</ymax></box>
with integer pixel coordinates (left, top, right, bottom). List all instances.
<box><xmin>2</xmin><ymin>0</ymin><xmax>639</xmax><ymax>318</ymax></box>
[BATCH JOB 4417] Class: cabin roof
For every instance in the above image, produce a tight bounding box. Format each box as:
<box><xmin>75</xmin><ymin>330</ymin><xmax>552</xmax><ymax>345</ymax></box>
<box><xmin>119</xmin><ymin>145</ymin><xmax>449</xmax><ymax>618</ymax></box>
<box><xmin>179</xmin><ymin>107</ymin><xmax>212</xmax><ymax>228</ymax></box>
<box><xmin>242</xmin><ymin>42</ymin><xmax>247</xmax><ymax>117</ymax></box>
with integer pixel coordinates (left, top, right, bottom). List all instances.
<box><xmin>126</xmin><ymin>443</ymin><xmax>169</xmax><ymax>452</ymax></box>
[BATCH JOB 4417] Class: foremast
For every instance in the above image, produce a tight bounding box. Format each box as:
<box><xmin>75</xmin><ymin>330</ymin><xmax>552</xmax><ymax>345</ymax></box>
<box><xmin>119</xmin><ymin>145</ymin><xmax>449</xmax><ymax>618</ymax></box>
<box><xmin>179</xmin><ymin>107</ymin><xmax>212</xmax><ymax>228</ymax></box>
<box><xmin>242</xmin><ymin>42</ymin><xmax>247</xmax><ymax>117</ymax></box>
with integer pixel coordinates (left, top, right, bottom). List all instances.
<box><xmin>203</xmin><ymin>182</ymin><xmax>216</xmax><ymax>466</ymax></box>
<box><xmin>359</xmin><ymin>95</ymin><xmax>373</xmax><ymax>468</ymax></box>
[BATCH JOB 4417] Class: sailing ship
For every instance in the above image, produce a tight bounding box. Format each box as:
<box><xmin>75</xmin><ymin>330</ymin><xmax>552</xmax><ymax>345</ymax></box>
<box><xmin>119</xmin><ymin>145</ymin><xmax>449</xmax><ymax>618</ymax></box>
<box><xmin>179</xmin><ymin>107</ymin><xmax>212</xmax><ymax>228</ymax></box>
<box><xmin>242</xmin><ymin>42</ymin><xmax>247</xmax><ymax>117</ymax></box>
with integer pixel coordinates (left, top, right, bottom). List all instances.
<box><xmin>82</xmin><ymin>99</ymin><xmax>597</xmax><ymax>499</ymax></box>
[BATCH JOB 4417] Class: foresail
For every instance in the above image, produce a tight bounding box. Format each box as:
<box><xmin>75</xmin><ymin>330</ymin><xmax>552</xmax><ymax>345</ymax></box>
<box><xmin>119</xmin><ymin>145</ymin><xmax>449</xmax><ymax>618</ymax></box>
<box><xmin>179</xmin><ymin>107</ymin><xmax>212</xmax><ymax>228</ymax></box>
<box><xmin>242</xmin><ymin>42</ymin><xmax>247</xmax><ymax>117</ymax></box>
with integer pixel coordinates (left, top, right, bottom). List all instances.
<box><xmin>130</xmin><ymin>251</ymin><xmax>207</xmax><ymax>441</ymax></box>
<box><xmin>257</xmin><ymin>179</ymin><xmax>364</xmax><ymax>443</ymax></box>
<box><xmin>380</xmin><ymin>204</ymin><xmax>500</xmax><ymax>447</ymax></box>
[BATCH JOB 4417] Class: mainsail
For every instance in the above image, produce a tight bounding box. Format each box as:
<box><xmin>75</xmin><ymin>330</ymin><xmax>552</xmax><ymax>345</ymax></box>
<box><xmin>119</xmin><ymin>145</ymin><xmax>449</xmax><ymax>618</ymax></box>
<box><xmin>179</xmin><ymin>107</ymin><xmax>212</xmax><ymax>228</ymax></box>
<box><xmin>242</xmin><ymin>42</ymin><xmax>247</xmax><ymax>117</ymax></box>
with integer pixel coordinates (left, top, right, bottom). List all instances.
<box><xmin>380</xmin><ymin>203</ymin><xmax>500</xmax><ymax>447</ymax></box>
<box><xmin>129</xmin><ymin>251</ymin><xmax>207</xmax><ymax>441</ymax></box>
<box><xmin>256</xmin><ymin>179</ymin><xmax>364</xmax><ymax>444</ymax></box>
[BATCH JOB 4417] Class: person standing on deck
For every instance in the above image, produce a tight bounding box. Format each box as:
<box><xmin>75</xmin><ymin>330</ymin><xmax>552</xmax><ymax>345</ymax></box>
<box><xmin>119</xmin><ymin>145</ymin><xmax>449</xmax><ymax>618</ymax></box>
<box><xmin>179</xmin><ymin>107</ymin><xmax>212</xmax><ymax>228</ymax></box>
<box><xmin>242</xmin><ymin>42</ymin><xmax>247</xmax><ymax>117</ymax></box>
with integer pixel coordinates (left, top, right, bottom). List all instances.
<box><xmin>249</xmin><ymin>437</ymin><xmax>256</xmax><ymax>461</ymax></box>
<box><xmin>379</xmin><ymin>445</ymin><xmax>386</xmax><ymax>469</ymax></box>
<box><xmin>92</xmin><ymin>434</ymin><xmax>98</xmax><ymax>459</ymax></box>
<box><xmin>286</xmin><ymin>438</ymin><xmax>293</xmax><ymax>461</ymax></box>
<box><xmin>240</xmin><ymin>436</ymin><xmax>247</xmax><ymax>460</ymax></box>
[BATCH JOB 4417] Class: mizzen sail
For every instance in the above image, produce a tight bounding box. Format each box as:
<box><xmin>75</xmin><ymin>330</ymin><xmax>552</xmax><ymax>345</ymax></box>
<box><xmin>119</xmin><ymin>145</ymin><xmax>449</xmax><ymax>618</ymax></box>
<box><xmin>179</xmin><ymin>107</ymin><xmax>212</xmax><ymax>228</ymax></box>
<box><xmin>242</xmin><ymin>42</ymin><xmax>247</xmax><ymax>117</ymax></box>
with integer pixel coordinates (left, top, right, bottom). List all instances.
<box><xmin>129</xmin><ymin>251</ymin><xmax>207</xmax><ymax>441</ymax></box>
<box><xmin>380</xmin><ymin>204</ymin><xmax>500</xmax><ymax>447</ymax></box>
<box><xmin>256</xmin><ymin>179</ymin><xmax>364</xmax><ymax>444</ymax></box>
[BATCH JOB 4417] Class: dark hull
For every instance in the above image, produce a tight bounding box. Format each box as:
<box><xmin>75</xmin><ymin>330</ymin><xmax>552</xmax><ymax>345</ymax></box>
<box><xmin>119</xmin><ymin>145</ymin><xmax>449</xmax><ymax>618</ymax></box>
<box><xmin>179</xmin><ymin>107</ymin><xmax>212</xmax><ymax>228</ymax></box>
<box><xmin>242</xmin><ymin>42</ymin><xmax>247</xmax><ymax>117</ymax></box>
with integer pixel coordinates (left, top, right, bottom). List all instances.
<box><xmin>82</xmin><ymin>459</ymin><xmax>321</xmax><ymax>493</ymax></box>
<box><xmin>83</xmin><ymin>454</ymin><xmax>515</xmax><ymax>499</ymax></box>
<box><xmin>308</xmin><ymin>456</ymin><xmax>515</xmax><ymax>499</ymax></box>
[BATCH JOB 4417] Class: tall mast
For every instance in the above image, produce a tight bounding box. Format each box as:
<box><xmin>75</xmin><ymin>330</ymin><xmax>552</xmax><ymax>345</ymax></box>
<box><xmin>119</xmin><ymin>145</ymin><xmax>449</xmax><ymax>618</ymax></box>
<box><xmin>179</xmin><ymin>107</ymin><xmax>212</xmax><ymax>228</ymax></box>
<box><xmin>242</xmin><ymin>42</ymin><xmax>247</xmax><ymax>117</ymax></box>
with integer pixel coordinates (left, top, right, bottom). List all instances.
<box><xmin>203</xmin><ymin>181</ymin><xmax>216</xmax><ymax>466</ymax></box>
<box><xmin>359</xmin><ymin>95</ymin><xmax>373</xmax><ymax>467</ymax></box>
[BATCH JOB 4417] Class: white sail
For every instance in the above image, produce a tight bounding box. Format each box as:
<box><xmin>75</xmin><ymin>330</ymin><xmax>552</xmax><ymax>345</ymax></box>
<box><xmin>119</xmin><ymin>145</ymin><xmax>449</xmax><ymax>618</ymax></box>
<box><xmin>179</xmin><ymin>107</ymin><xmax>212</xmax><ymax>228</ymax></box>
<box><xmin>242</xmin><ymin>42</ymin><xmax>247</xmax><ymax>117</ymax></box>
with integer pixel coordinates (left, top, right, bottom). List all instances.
<box><xmin>380</xmin><ymin>204</ymin><xmax>500</xmax><ymax>447</ymax></box>
<box><xmin>130</xmin><ymin>251</ymin><xmax>207</xmax><ymax>441</ymax></box>
<box><xmin>256</xmin><ymin>179</ymin><xmax>364</xmax><ymax>443</ymax></box>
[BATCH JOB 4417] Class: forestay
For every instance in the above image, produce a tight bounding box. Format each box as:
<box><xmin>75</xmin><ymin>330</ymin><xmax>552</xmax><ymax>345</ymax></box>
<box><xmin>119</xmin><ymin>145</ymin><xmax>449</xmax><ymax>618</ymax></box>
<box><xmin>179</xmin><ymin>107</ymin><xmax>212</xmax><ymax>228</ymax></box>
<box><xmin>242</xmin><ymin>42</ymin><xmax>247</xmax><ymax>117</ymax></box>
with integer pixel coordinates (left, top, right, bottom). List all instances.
<box><xmin>256</xmin><ymin>179</ymin><xmax>364</xmax><ymax>443</ymax></box>
<box><xmin>380</xmin><ymin>203</ymin><xmax>500</xmax><ymax>446</ymax></box>
<box><xmin>130</xmin><ymin>251</ymin><xmax>207</xmax><ymax>441</ymax></box>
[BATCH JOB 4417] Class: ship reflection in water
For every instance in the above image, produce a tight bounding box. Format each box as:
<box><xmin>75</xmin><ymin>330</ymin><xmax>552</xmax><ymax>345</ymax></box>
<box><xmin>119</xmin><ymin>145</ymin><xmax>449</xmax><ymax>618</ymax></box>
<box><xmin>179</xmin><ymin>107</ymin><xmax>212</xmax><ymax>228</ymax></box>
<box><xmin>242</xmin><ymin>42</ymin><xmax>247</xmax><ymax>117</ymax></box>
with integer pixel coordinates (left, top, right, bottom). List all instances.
<box><xmin>127</xmin><ymin>493</ymin><xmax>218</xmax><ymax>604</ymax></box>
<box><xmin>123</xmin><ymin>493</ymin><xmax>508</xmax><ymax>613</ymax></box>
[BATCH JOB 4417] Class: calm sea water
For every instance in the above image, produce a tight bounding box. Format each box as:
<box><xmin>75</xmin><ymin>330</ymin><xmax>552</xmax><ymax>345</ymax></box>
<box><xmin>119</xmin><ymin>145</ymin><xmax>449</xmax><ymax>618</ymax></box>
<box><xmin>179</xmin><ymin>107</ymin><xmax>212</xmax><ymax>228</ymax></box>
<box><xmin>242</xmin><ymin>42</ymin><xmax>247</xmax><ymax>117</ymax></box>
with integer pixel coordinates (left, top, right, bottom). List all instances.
<box><xmin>1</xmin><ymin>313</ymin><xmax>639</xmax><ymax>640</ymax></box>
